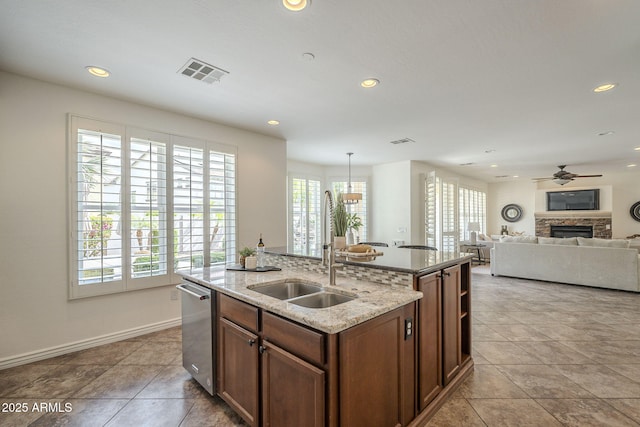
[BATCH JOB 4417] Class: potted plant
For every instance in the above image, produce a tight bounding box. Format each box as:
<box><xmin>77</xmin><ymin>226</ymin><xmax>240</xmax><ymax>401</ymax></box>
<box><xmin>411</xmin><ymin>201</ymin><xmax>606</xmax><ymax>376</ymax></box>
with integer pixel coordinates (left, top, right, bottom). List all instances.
<box><xmin>239</xmin><ymin>246</ymin><xmax>256</xmax><ymax>267</ymax></box>
<box><xmin>346</xmin><ymin>212</ymin><xmax>363</xmax><ymax>245</ymax></box>
<box><xmin>333</xmin><ymin>192</ymin><xmax>348</xmax><ymax>249</ymax></box>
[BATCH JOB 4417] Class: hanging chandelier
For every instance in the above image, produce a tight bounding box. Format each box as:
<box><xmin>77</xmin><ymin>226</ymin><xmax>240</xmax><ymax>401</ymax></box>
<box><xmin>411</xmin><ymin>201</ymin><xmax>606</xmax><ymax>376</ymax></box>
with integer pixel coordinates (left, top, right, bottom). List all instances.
<box><xmin>343</xmin><ymin>152</ymin><xmax>362</xmax><ymax>204</ymax></box>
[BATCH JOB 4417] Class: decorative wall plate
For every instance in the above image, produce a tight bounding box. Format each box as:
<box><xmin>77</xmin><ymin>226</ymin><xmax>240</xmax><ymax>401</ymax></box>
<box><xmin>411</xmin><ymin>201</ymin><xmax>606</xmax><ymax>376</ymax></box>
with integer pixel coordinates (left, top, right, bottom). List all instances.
<box><xmin>631</xmin><ymin>201</ymin><xmax>640</xmax><ymax>222</ymax></box>
<box><xmin>501</xmin><ymin>204</ymin><xmax>523</xmax><ymax>222</ymax></box>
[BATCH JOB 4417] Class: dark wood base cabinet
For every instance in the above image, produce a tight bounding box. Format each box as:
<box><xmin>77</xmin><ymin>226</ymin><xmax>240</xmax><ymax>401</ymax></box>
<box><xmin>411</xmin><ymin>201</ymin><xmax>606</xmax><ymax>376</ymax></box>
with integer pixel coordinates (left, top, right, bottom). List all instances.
<box><xmin>339</xmin><ymin>303</ymin><xmax>415</xmax><ymax>427</ymax></box>
<box><xmin>216</xmin><ymin>260</ymin><xmax>472</xmax><ymax>426</ymax></box>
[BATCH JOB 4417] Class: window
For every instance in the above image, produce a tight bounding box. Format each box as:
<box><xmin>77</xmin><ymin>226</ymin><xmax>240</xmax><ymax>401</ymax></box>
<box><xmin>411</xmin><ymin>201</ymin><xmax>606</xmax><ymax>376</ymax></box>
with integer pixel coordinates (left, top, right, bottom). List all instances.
<box><xmin>331</xmin><ymin>179</ymin><xmax>368</xmax><ymax>242</ymax></box>
<box><xmin>459</xmin><ymin>186</ymin><xmax>487</xmax><ymax>241</ymax></box>
<box><xmin>69</xmin><ymin>116</ymin><xmax>236</xmax><ymax>299</ymax></box>
<box><xmin>426</xmin><ymin>172</ymin><xmax>487</xmax><ymax>250</ymax></box>
<box><xmin>288</xmin><ymin>176</ymin><xmax>321</xmax><ymax>255</ymax></box>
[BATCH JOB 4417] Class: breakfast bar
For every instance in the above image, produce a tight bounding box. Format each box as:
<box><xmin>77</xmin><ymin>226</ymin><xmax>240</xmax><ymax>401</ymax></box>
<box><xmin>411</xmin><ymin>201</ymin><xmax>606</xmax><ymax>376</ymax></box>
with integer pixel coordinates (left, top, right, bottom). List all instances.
<box><xmin>178</xmin><ymin>246</ymin><xmax>474</xmax><ymax>426</ymax></box>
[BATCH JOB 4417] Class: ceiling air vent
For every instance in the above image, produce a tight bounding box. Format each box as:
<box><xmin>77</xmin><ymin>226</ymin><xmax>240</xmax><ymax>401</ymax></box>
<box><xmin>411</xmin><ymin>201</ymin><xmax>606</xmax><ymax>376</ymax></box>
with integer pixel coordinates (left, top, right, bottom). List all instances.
<box><xmin>389</xmin><ymin>137</ymin><xmax>415</xmax><ymax>145</ymax></box>
<box><xmin>178</xmin><ymin>58</ymin><xmax>229</xmax><ymax>84</ymax></box>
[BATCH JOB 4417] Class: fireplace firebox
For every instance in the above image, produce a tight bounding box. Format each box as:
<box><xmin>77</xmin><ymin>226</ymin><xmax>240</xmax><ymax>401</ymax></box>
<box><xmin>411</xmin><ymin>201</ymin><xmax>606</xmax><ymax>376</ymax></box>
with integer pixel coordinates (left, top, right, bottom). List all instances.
<box><xmin>550</xmin><ymin>225</ymin><xmax>593</xmax><ymax>238</ymax></box>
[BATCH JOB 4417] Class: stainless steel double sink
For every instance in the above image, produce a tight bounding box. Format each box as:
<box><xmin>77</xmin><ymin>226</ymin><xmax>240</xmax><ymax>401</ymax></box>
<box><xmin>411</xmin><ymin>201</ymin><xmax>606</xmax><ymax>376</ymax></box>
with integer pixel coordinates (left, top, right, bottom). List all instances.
<box><xmin>248</xmin><ymin>279</ymin><xmax>356</xmax><ymax>308</ymax></box>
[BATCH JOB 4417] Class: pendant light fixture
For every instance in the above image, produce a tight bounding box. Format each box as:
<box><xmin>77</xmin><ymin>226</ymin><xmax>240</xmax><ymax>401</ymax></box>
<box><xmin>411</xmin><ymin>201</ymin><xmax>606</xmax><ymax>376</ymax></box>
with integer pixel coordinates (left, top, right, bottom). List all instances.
<box><xmin>343</xmin><ymin>152</ymin><xmax>362</xmax><ymax>204</ymax></box>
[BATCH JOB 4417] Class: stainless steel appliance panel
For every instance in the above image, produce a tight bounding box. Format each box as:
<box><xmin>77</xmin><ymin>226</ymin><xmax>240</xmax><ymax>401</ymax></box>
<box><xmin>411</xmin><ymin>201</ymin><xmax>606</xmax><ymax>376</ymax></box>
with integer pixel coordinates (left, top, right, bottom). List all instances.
<box><xmin>177</xmin><ymin>281</ymin><xmax>215</xmax><ymax>395</ymax></box>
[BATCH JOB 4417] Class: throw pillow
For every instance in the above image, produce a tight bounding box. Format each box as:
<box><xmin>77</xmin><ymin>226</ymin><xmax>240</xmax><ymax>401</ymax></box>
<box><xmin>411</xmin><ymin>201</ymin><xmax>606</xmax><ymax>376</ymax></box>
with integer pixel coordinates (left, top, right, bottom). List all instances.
<box><xmin>538</xmin><ymin>237</ymin><xmax>578</xmax><ymax>246</ymax></box>
<box><xmin>500</xmin><ymin>235</ymin><xmax>538</xmax><ymax>244</ymax></box>
<box><xmin>577</xmin><ymin>237</ymin><xmax>630</xmax><ymax>248</ymax></box>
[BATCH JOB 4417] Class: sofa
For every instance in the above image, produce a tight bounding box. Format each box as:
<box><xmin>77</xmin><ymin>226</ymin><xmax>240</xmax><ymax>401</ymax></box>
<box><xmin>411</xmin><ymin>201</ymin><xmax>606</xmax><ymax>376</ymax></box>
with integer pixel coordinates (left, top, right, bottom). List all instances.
<box><xmin>490</xmin><ymin>236</ymin><xmax>640</xmax><ymax>292</ymax></box>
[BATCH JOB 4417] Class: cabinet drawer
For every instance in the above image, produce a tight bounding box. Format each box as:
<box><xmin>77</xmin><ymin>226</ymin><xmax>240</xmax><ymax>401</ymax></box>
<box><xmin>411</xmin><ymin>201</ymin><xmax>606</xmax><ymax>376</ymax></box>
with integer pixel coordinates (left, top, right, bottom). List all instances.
<box><xmin>219</xmin><ymin>294</ymin><xmax>259</xmax><ymax>333</ymax></box>
<box><xmin>262</xmin><ymin>312</ymin><xmax>325</xmax><ymax>366</ymax></box>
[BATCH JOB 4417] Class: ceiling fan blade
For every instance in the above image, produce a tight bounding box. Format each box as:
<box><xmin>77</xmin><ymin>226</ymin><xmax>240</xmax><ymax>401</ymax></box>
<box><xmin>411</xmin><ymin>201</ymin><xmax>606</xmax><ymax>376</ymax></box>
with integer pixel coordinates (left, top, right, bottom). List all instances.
<box><xmin>531</xmin><ymin>177</ymin><xmax>553</xmax><ymax>181</ymax></box>
<box><xmin>574</xmin><ymin>174</ymin><xmax>603</xmax><ymax>178</ymax></box>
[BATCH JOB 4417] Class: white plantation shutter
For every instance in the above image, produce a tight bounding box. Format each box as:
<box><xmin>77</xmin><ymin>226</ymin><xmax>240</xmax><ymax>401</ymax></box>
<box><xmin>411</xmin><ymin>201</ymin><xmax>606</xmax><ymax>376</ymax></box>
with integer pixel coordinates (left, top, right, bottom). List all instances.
<box><xmin>459</xmin><ymin>187</ymin><xmax>487</xmax><ymax>241</ymax></box>
<box><xmin>424</xmin><ymin>171</ymin><xmax>458</xmax><ymax>251</ymax></box>
<box><xmin>330</xmin><ymin>179</ymin><xmax>368</xmax><ymax>242</ymax></box>
<box><xmin>173</xmin><ymin>144</ymin><xmax>205</xmax><ymax>269</ymax></box>
<box><xmin>129</xmin><ymin>133</ymin><xmax>169</xmax><ymax>282</ymax></box>
<box><xmin>69</xmin><ymin>116</ymin><xmax>237</xmax><ymax>299</ymax></box>
<box><xmin>209</xmin><ymin>151</ymin><xmax>236</xmax><ymax>264</ymax></box>
<box><xmin>289</xmin><ymin>176</ymin><xmax>321</xmax><ymax>254</ymax></box>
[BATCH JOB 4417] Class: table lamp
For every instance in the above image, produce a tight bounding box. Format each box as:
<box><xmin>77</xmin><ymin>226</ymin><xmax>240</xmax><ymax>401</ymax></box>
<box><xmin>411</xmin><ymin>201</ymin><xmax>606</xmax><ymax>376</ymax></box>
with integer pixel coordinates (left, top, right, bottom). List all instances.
<box><xmin>468</xmin><ymin>222</ymin><xmax>480</xmax><ymax>244</ymax></box>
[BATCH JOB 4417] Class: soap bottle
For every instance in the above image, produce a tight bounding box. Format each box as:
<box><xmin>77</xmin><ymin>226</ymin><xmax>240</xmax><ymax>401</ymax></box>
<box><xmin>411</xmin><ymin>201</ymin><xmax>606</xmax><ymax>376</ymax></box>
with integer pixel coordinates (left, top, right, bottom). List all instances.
<box><xmin>256</xmin><ymin>234</ymin><xmax>265</xmax><ymax>268</ymax></box>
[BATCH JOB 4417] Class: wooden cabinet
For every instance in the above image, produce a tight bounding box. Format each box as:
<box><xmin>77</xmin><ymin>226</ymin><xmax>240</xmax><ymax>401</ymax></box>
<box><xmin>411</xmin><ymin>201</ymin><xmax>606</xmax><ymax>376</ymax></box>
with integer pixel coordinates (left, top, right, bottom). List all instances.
<box><xmin>442</xmin><ymin>264</ymin><xmax>462</xmax><ymax>386</ymax></box>
<box><xmin>417</xmin><ymin>272</ymin><xmax>442</xmax><ymax>409</ymax></box>
<box><xmin>218</xmin><ymin>317</ymin><xmax>260</xmax><ymax>426</ymax></box>
<box><xmin>261</xmin><ymin>341</ymin><xmax>325</xmax><ymax>427</ymax></box>
<box><xmin>339</xmin><ymin>304</ymin><xmax>415</xmax><ymax>427</ymax></box>
<box><xmin>218</xmin><ymin>294</ymin><xmax>326</xmax><ymax>427</ymax></box>
<box><xmin>217</xmin><ymin>293</ymin><xmax>417</xmax><ymax>427</ymax></box>
<box><xmin>417</xmin><ymin>262</ymin><xmax>471</xmax><ymax>410</ymax></box>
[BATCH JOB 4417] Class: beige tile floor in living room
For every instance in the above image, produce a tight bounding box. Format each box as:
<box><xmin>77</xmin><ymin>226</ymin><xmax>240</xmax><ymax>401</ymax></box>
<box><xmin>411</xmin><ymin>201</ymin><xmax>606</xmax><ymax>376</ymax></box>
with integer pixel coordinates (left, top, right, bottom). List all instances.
<box><xmin>2</xmin><ymin>266</ymin><xmax>640</xmax><ymax>426</ymax></box>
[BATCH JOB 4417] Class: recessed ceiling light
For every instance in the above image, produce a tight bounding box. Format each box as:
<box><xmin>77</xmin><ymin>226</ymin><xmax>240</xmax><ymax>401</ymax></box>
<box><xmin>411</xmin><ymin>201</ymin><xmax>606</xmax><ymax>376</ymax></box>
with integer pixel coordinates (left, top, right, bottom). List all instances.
<box><xmin>634</xmin><ymin>147</ymin><xmax>640</xmax><ymax>151</ymax></box>
<box><xmin>593</xmin><ymin>83</ymin><xmax>617</xmax><ymax>93</ymax></box>
<box><xmin>513</xmin><ymin>175</ymin><xmax>519</xmax><ymax>178</ymax></box>
<box><xmin>283</xmin><ymin>0</ymin><xmax>310</xmax><ymax>11</ymax></box>
<box><xmin>267</xmin><ymin>120</ymin><xmax>280</xmax><ymax>126</ymax></box>
<box><xmin>490</xmin><ymin>164</ymin><xmax>498</xmax><ymax>168</ymax></box>
<box><xmin>301</xmin><ymin>52</ymin><xmax>315</xmax><ymax>61</ymax></box>
<box><xmin>484</xmin><ymin>149</ymin><xmax>496</xmax><ymax>154</ymax></box>
<box><xmin>598</xmin><ymin>131</ymin><xmax>615</xmax><ymax>136</ymax></box>
<box><xmin>86</xmin><ymin>66</ymin><xmax>110</xmax><ymax>78</ymax></box>
<box><xmin>628</xmin><ymin>164</ymin><xmax>637</xmax><ymax>168</ymax></box>
<box><xmin>360</xmin><ymin>78</ymin><xmax>379</xmax><ymax>88</ymax></box>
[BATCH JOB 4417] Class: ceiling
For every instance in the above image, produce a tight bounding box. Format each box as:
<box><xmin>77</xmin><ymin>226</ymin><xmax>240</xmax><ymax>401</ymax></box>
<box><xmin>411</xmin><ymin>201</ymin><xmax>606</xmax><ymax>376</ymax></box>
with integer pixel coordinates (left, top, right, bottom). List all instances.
<box><xmin>2</xmin><ymin>0</ymin><xmax>639</xmax><ymax>182</ymax></box>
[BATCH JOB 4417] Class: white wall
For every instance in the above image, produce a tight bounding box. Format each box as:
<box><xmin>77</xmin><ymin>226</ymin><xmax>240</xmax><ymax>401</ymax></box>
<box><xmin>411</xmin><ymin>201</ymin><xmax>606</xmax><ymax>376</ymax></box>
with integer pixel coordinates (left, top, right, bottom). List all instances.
<box><xmin>371</xmin><ymin>161</ymin><xmax>412</xmax><ymax>244</ymax></box>
<box><xmin>488</xmin><ymin>180</ymin><xmax>537</xmax><ymax>236</ymax></box>
<box><xmin>0</xmin><ymin>71</ymin><xmax>287</xmax><ymax>363</ymax></box>
<box><xmin>488</xmin><ymin>172</ymin><xmax>640</xmax><ymax>238</ymax></box>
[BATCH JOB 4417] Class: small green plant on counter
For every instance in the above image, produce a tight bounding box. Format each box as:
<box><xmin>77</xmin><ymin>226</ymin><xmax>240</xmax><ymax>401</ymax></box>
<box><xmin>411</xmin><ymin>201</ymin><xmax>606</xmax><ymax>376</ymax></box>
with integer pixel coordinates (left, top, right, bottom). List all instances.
<box><xmin>239</xmin><ymin>247</ymin><xmax>256</xmax><ymax>257</ymax></box>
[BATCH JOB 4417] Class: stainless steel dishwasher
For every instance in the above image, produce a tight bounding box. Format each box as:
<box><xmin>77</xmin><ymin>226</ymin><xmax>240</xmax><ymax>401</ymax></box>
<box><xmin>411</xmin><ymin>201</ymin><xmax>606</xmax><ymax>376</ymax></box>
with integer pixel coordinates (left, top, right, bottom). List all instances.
<box><xmin>176</xmin><ymin>280</ymin><xmax>215</xmax><ymax>395</ymax></box>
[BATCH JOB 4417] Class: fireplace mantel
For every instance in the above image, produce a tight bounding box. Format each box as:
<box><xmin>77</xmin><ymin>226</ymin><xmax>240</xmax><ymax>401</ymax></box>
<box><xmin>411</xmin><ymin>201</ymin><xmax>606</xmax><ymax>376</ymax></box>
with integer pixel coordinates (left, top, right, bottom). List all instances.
<box><xmin>534</xmin><ymin>211</ymin><xmax>612</xmax><ymax>219</ymax></box>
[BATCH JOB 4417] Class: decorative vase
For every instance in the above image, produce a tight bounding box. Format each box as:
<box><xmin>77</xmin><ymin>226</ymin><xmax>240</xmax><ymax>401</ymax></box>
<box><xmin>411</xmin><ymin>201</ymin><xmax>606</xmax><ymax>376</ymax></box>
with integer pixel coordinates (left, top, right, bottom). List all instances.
<box><xmin>334</xmin><ymin>236</ymin><xmax>347</xmax><ymax>250</ymax></box>
<box><xmin>346</xmin><ymin>230</ymin><xmax>355</xmax><ymax>245</ymax></box>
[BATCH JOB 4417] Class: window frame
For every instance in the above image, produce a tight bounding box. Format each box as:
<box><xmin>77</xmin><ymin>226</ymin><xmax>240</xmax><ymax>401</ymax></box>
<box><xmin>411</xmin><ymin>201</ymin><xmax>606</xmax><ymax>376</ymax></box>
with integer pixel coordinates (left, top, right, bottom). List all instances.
<box><xmin>287</xmin><ymin>173</ymin><xmax>322</xmax><ymax>255</ymax></box>
<box><xmin>329</xmin><ymin>176</ymin><xmax>369</xmax><ymax>243</ymax></box>
<box><xmin>68</xmin><ymin>115</ymin><xmax>237</xmax><ymax>299</ymax></box>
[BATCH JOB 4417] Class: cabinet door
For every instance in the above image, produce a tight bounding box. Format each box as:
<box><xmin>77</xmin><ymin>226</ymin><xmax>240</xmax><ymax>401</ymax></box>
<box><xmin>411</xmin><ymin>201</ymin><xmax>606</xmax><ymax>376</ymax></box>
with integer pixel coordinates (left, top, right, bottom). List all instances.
<box><xmin>339</xmin><ymin>304</ymin><xmax>415</xmax><ymax>427</ymax></box>
<box><xmin>261</xmin><ymin>341</ymin><xmax>325</xmax><ymax>427</ymax></box>
<box><xmin>442</xmin><ymin>265</ymin><xmax>462</xmax><ymax>386</ymax></box>
<box><xmin>218</xmin><ymin>317</ymin><xmax>260</xmax><ymax>426</ymax></box>
<box><xmin>417</xmin><ymin>272</ymin><xmax>442</xmax><ymax>409</ymax></box>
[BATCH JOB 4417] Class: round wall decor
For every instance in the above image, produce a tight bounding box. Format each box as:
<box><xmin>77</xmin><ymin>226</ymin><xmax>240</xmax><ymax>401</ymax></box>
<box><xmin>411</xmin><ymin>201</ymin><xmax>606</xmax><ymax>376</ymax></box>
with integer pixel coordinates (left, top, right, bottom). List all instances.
<box><xmin>501</xmin><ymin>204</ymin><xmax>523</xmax><ymax>222</ymax></box>
<box><xmin>631</xmin><ymin>201</ymin><xmax>640</xmax><ymax>222</ymax></box>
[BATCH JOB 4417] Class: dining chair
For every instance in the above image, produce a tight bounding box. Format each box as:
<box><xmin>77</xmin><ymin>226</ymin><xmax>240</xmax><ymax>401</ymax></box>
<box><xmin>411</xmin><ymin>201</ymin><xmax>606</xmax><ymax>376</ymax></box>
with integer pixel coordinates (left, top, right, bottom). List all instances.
<box><xmin>397</xmin><ymin>245</ymin><xmax>438</xmax><ymax>250</ymax></box>
<box><xmin>358</xmin><ymin>242</ymin><xmax>389</xmax><ymax>247</ymax></box>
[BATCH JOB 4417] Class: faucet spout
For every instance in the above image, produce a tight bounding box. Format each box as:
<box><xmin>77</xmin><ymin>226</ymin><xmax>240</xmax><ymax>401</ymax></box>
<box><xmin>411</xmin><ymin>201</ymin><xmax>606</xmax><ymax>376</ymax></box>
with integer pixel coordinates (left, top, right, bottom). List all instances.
<box><xmin>323</xmin><ymin>190</ymin><xmax>338</xmax><ymax>286</ymax></box>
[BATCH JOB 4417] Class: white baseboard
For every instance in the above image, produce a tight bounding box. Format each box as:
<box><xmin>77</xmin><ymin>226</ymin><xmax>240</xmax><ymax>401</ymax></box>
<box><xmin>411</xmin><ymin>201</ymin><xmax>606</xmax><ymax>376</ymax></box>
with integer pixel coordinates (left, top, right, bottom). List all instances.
<box><xmin>0</xmin><ymin>318</ymin><xmax>181</xmax><ymax>371</ymax></box>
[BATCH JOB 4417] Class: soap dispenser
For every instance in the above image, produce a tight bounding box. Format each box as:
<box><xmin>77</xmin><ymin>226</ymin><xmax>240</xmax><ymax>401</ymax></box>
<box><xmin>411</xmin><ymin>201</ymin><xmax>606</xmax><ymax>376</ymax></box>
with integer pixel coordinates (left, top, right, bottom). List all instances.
<box><xmin>256</xmin><ymin>234</ymin><xmax>265</xmax><ymax>268</ymax></box>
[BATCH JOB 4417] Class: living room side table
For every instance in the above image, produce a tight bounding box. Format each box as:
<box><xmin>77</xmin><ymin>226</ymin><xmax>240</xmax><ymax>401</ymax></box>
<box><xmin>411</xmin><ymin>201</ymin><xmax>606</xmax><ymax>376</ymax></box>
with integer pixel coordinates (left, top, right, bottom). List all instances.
<box><xmin>459</xmin><ymin>243</ymin><xmax>487</xmax><ymax>265</ymax></box>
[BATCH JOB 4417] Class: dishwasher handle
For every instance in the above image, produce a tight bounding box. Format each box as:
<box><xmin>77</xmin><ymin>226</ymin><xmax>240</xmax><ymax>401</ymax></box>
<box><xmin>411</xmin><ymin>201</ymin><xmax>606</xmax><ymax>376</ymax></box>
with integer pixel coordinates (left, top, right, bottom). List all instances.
<box><xmin>176</xmin><ymin>283</ymin><xmax>210</xmax><ymax>301</ymax></box>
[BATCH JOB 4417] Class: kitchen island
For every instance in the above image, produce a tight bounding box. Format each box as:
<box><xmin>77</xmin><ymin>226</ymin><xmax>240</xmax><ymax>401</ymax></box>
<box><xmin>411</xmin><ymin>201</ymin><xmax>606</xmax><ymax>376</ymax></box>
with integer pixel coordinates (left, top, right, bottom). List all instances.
<box><xmin>179</xmin><ymin>247</ymin><xmax>474</xmax><ymax>427</ymax></box>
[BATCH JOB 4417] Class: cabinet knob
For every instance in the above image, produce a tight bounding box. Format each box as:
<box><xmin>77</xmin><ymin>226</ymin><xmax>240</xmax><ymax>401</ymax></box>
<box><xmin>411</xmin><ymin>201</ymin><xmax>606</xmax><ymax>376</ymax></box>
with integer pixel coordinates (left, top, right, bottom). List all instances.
<box><xmin>259</xmin><ymin>345</ymin><xmax>267</xmax><ymax>354</ymax></box>
<box><xmin>444</xmin><ymin>272</ymin><xmax>451</xmax><ymax>277</ymax></box>
<box><xmin>248</xmin><ymin>339</ymin><xmax>256</xmax><ymax>346</ymax></box>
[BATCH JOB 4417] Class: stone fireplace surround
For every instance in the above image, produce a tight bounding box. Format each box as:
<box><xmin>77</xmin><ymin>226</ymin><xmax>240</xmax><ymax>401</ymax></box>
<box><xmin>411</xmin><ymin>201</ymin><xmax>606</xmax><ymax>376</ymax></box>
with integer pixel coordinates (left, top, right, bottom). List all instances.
<box><xmin>534</xmin><ymin>211</ymin><xmax>612</xmax><ymax>239</ymax></box>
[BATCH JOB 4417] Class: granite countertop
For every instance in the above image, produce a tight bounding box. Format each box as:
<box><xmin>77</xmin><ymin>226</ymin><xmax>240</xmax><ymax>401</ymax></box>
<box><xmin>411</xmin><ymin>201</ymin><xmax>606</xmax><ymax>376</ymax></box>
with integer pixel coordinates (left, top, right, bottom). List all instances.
<box><xmin>267</xmin><ymin>245</ymin><xmax>474</xmax><ymax>275</ymax></box>
<box><xmin>178</xmin><ymin>266</ymin><xmax>422</xmax><ymax>334</ymax></box>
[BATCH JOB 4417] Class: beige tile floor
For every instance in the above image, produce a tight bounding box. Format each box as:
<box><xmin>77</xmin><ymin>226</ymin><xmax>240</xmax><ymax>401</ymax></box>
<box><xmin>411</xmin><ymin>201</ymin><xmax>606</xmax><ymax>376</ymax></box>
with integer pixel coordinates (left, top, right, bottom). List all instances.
<box><xmin>2</xmin><ymin>266</ymin><xmax>640</xmax><ymax>426</ymax></box>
